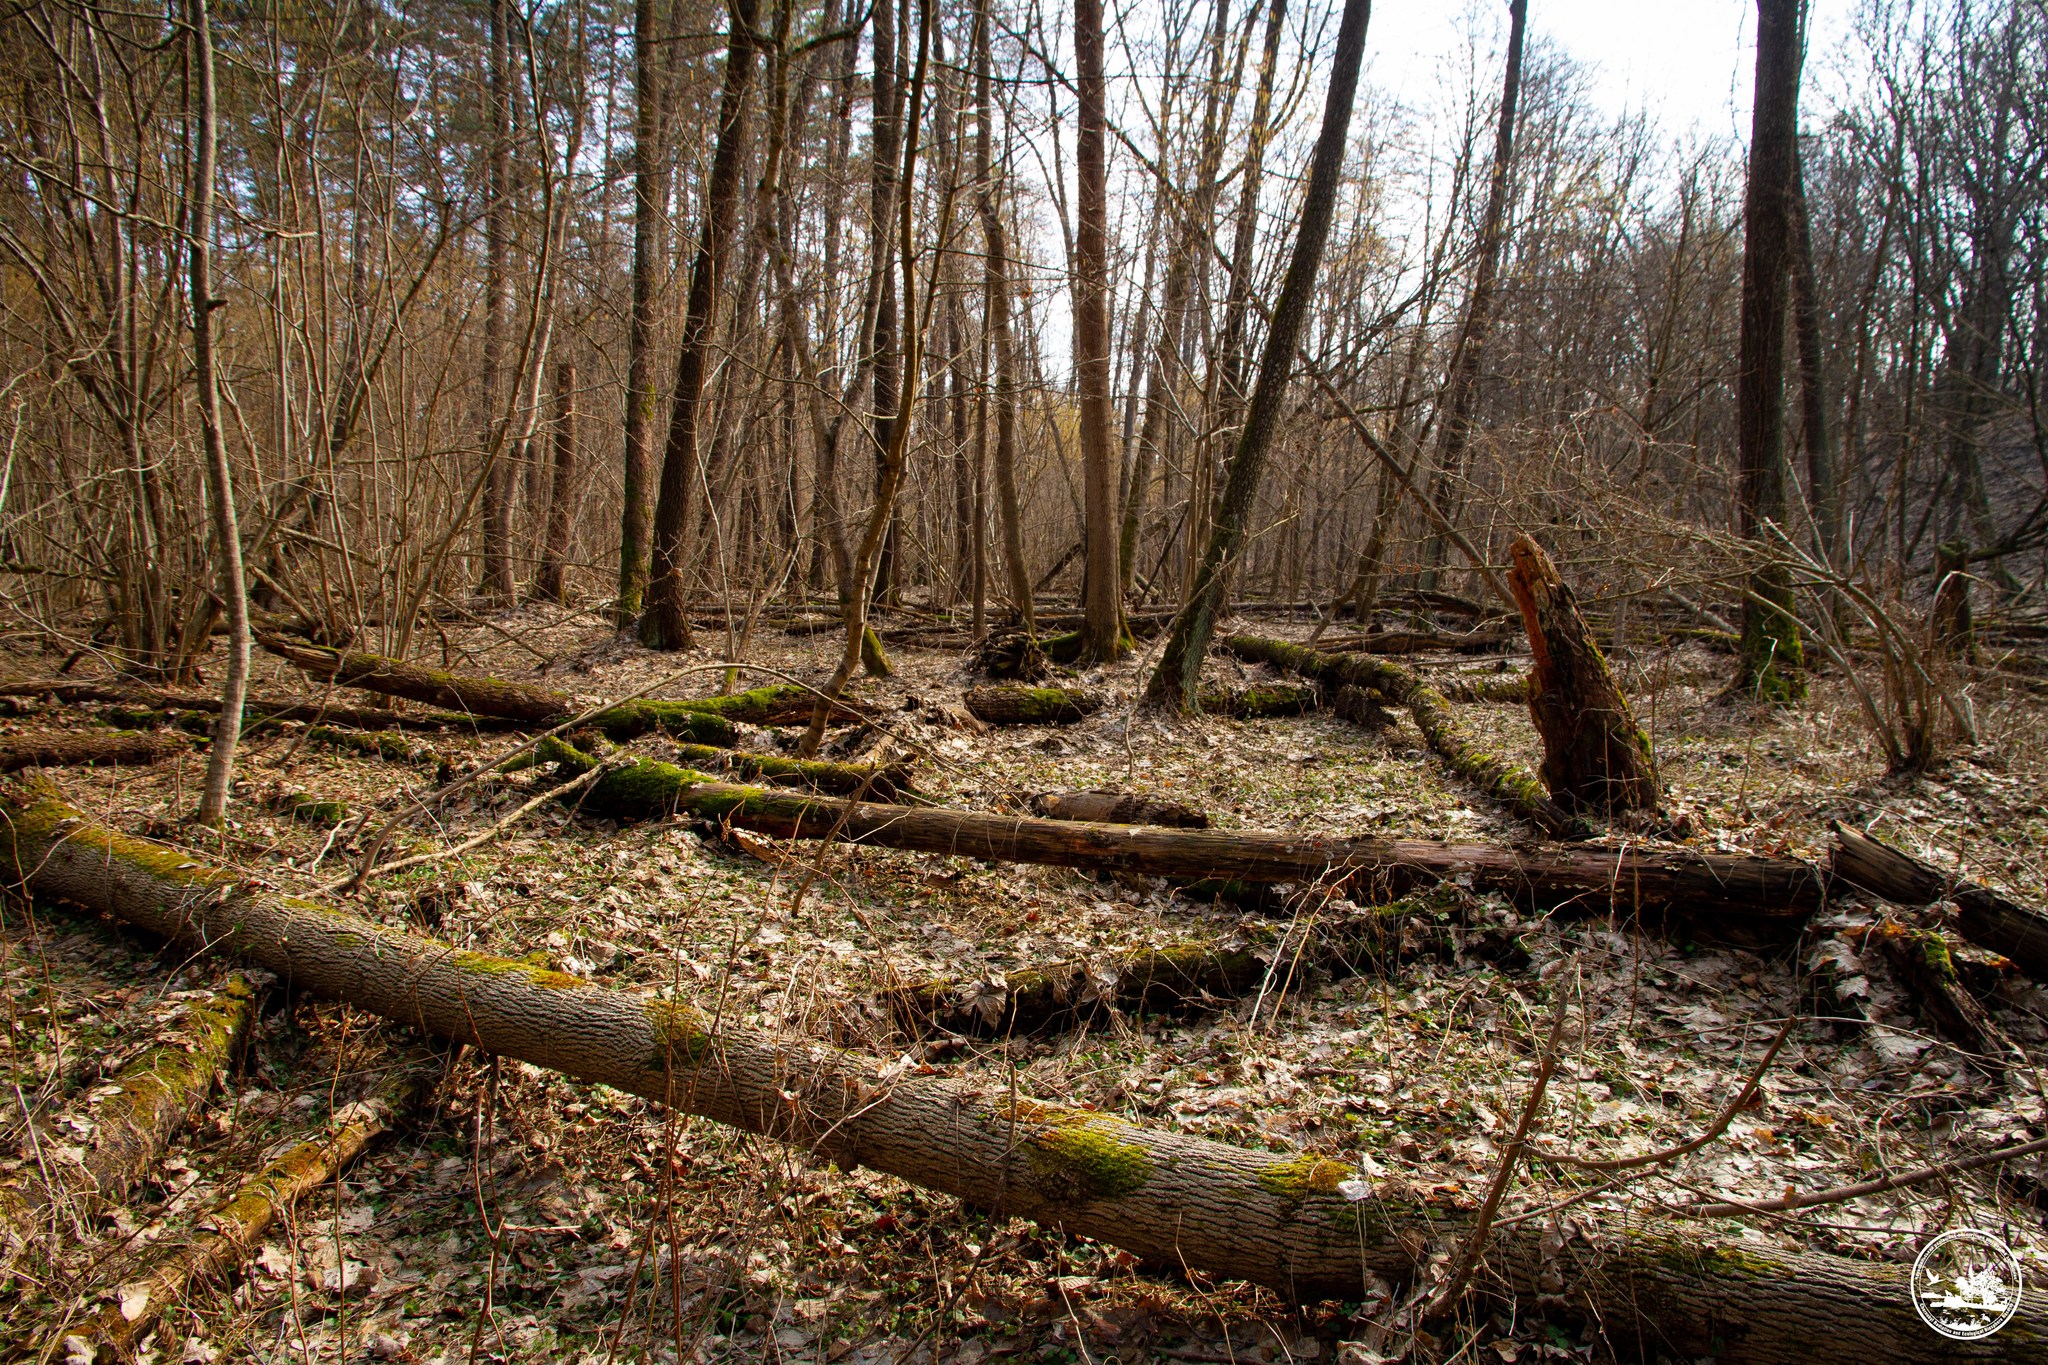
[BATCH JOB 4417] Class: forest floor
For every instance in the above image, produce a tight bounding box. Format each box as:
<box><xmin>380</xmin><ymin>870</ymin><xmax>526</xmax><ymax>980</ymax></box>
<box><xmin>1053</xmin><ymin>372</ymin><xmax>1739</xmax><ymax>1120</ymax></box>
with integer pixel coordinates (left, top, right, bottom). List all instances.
<box><xmin>6</xmin><ymin>603</ymin><xmax>2048</xmax><ymax>1364</ymax></box>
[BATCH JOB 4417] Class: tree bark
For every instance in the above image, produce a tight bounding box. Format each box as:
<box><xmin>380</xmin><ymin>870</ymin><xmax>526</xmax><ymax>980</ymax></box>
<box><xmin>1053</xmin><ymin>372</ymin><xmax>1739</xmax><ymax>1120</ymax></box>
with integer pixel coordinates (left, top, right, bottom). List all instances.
<box><xmin>1027</xmin><ymin>790</ymin><xmax>1209</xmax><ymax>828</ymax></box>
<box><xmin>1</xmin><ymin>974</ymin><xmax>255</xmax><ymax>1268</ymax></box>
<box><xmin>1788</xmin><ymin>145</ymin><xmax>1839</xmax><ymax>566</ymax></box>
<box><xmin>616</xmin><ymin>0</ymin><xmax>670</xmax><ymax>624</ymax></box>
<box><xmin>1</xmin><ymin>789</ymin><xmax>2015</xmax><ymax>1362</ymax></box>
<box><xmin>1072</xmin><ymin>0</ymin><xmax>1120</xmax><ymax>663</ymax></box>
<box><xmin>0</xmin><ymin>730</ymin><xmax>188</xmax><ymax>772</ymax></box>
<box><xmin>543</xmin><ymin>735</ymin><xmax>910</xmax><ymax>801</ymax></box>
<box><xmin>536</xmin><ymin>360</ymin><xmax>578</xmax><ymax>604</ymax></box>
<box><xmin>1829</xmin><ymin>823</ymin><xmax>2048</xmax><ymax>981</ymax></box>
<box><xmin>963</xmin><ymin>684</ymin><xmax>1105</xmax><ymax>726</ymax></box>
<box><xmin>480</xmin><ymin>0</ymin><xmax>517</xmax><ymax>604</ymax></box>
<box><xmin>1144</xmin><ymin>0</ymin><xmax>1370</xmax><ymax>708</ymax></box>
<box><xmin>639</xmin><ymin>0</ymin><xmax>761</xmax><ymax>650</ymax></box>
<box><xmin>1506</xmin><ymin>536</ymin><xmax>1659</xmax><ymax>815</ymax></box>
<box><xmin>1733</xmin><ymin>0</ymin><xmax>1807</xmax><ymax>703</ymax></box>
<box><xmin>973</xmin><ymin>0</ymin><xmax>1032</xmax><ymax>632</ymax></box>
<box><xmin>1224</xmin><ymin>635</ymin><xmax>1589</xmax><ymax>839</ymax></box>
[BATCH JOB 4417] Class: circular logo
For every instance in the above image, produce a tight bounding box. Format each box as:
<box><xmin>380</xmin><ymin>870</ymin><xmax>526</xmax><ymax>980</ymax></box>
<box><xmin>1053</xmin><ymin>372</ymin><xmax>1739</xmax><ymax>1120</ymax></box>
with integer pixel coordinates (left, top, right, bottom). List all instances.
<box><xmin>1912</xmin><ymin>1229</ymin><xmax>2023</xmax><ymax>1340</ymax></box>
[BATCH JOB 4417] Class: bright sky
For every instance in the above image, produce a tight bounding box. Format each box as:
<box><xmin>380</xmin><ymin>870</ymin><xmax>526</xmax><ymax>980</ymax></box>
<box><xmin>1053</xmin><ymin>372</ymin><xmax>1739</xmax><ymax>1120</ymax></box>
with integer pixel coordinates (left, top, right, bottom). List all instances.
<box><xmin>1362</xmin><ymin>0</ymin><xmax>1861</xmax><ymax>142</ymax></box>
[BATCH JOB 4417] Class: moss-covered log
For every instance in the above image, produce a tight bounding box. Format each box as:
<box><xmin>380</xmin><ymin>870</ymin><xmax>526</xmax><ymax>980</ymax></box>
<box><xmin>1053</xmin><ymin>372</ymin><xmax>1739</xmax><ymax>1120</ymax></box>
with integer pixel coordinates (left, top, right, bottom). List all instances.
<box><xmin>555</xmin><ymin>764</ymin><xmax>1822</xmax><ymax>917</ymax></box>
<box><xmin>1196</xmin><ymin>683</ymin><xmax>1320</xmax><ymax>718</ymax></box>
<box><xmin>1224</xmin><ymin>635</ymin><xmax>1588</xmax><ymax>839</ymax></box>
<box><xmin>1027</xmin><ymin>790</ymin><xmax>1210</xmax><ymax>828</ymax></box>
<box><xmin>1</xmin><ymin>789</ymin><xmax>2027</xmax><ymax>1361</ymax></box>
<box><xmin>963</xmin><ymin>684</ymin><xmax>1105</xmax><ymax>726</ymax></box>
<box><xmin>305</xmin><ymin>725</ymin><xmax>450</xmax><ymax>777</ymax></box>
<box><xmin>0</xmin><ymin>730</ymin><xmax>187</xmax><ymax>771</ymax></box>
<box><xmin>1830</xmin><ymin>823</ymin><xmax>2048</xmax><ymax>981</ymax></box>
<box><xmin>1316</xmin><ymin>630</ymin><xmax>1516</xmax><ymax>655</ymax></box>
<box><xmin>1506</xmin><ymin>537</ymin><xmax>1660</xmax><ymax>815</ymax></box>
<box><xmin>1434</xmin><ymin>671</ymin><xmax>1531</xmax><ymax>704</ymax></box>
<box><xmin>545</xmin><ymin>737</ymin><xmax>911</xmax><ymax>801</ymax></box>
<box><xmin>0</xmin><ymin>975</ymin><xmax>256</xmax><ymax>1266</ymax></box>
<box><xmin>58</xmin><ymin>1053</ymin><xmax>433</xmax><ymax>1362</ymax></box>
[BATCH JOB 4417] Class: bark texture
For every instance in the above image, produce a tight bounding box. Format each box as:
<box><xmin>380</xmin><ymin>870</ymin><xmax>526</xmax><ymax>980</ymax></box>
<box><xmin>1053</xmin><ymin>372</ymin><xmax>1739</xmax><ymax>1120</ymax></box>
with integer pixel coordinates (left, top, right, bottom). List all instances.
<box><xmin>0</xmin><ymin>730</ymin><xmax>187</xmax><ymax>772</ymax></box>
<box><xmin>1830</xmin><ymin>823</ymin><xmax>2048</xmax><ymax>980</ymax></box>
<box><xmin>542</xmin><ymin>765</ymin><xmax>1824</xmax><ymax>917</ymax></box>
<box><xmin>962</xmin><ymin>685</ymin><xmax>1104</xmax><ymax>726</ymax></box>
<box><xmin>1027</xmin><ymin>790</ymin><xmax>1209</xmax><ymax>829</ymax></box>
<box><xmin>1506</xmin><ymin>537</ymin><xmax>1659</xmax><ymax>814</ymax></box>
<box><xmin>1224</xmin><ymin>635</ymin><xmax>1588</xmax><ymax>838</ymax></box>
<box><xmin>544</xmin><ymin>737</ymin><xmax>910</xmax><ymax>802</ymax></box>
<box><xmin>2</xmin><ymin>787</ymin><xmax>2031</xmax><ymax>1361</ymax></box>
<box><xmin>1</xmin><ymin>975</ymin><xmax>255</xmax><ymax>1267</ymax></box>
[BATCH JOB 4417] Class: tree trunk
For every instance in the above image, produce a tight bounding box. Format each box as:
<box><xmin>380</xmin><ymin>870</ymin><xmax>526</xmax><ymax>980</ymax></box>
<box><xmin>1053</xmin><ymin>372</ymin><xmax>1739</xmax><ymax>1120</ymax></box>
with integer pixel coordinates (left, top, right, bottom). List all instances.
<box><xmin>973</xmin><ymin>0</ymin><xmax>1032</xmax><ymax>632</ymax></box>
<box><xmin>1145</xmin><ymin>0</ymin><xmax>1370</xmax><ymax>708</ymax></box>
<box><xmin>1</xmin><ymin>790</ymin><xmax>2010</xmax><ymax>1362</ymax></box>
<box><xmin>1073</xmin><ymin>0</ymin><xmax>1120</xmax><ymax>663</ymax></box>
<box><xmin>0</xmin><ymin>730</ymin><xmax>188</xmax><ymax>771</ymax></box>
<box><xmin>0</xmin><ymin>974</ymin><xmax>255</xmax><ymax>1268</ymax></box>
<box><xmin>1829</xmin><ymin>823</ymin><xmax>2048</xmax><ymax>981</ymax></box>
<box><xmin>617</xmin><ymin>0</ymin><xmax>670</xmax><ymax>625</ymax></box>
<box><xmin>1506</xmin><ymin>536</ymin><xmax>1659</xmax><ymax>815</ymax></box>
<box><xmin>536</xmin><ymin>361</ymin><xmax>578</xmax><ymax>604</ymax></box>
<box><xmin>639</xmin><ymin>0</ymin><xmax>761</xmax><ymax>650</ymax></box>
<box><xmin>1027</xmin><ymin>790</ymin><xmax>1209</xmax><ymax>828</ymax></box>
<box><xmin>59</xmin><ymin>1053</ymin><xmax>433</xmax><ymax>1361</ymax></box>
<box><xmin>1787</xmin><ymin>146</ymin><xmax>1839</xmax><ymax>566</ymax></box>
<box><xmin>1224</xmin><ymin>635</ymin><xmax>1588</xmax><ymax>839</ymax></box>
<box><xmin>1422</xmin><ymin>0</ymin><xmax>1526</xmax><ymax>587</ymax></box>
<box><xmin>480</xmin><ymin>0</ymin><xmax>517</xmax><ymax>604</ymax></box>
<box><xmin>963</xmin><ymin>684</ymin><xmax>1105</xmax><ymax>726</ymax></box>
<box><xmin>1733</xmin><ymin>0</ymin><xmax>1807</xmax><ymax>703</ymax></box>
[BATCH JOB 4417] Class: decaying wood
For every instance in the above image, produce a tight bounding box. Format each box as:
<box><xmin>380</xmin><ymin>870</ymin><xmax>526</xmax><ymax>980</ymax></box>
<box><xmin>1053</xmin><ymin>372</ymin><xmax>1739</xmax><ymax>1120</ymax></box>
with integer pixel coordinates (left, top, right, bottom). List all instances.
<box><xmin>962</xmin><ymin>684</ymin><xmax>1104</xmax><ymax>726</ymax></box>
<box><xmin>1829</xmin><ymin>823</ymin><xmax>2048</xmax><ymax>979</ymax></box>
<box><xmin>1316</xmin><ymin>630</ymin><xmax>1516</xmax><ymax>656</ymax></box>
<box><xmin>1506</xmin><ymin>537</ymin><xmax>1660</xmax><ymax>814</ymax></box>
<box><xmin>0</xmin><ymin>730</ymin><xmax>187</xmax><ymax>772</ymax></box>
<box><xmin>1</xmin><ymin>785</ymin><xmax>2019</xmax><ymax>1361</ymax></box>
<box><xmin>58</xmin><ymin>1053</ymin><xmax>435</xmax><ymax>1361</ymax></box>
<box><xmin>305</xmin><ymin>725</ymin><xmax>451</xmax><ymax>776</ymax></box>
<box><xmin>1862</xmin><ymin>922</ymin><xmax>2025</xmax><ymax>1076</ymax></box>
<box><xmin>1027</xmin><ymin>790</ymin><xmax>1209</xmax><ymax>828</ymax></box>
<box><xmin>1</xmin><ymin>975</ymin><xmax>256</xmax><ymax>1268</ymax></box>
<box><xmin>1224</xmin><ymin>635</ymin><xmax>1588</xmax><ymax>838</ymax></box>
<box><xmin>1196</xmin><ymin>683</ymin><xmax>1320</xmax><ymax>718</ymax></box>
<box><xmin>968</xmin><ymin>626</ymin><xmax>1052</xmax><ymax>681</ymax></box>
<box><xmin>544</xmin><ymin>736</ymin><xmax>912</xmax><ymax>801</ymax></box>
<box><xmin>538</xmin><ymin>760</ymin><xmax>1825</xmax><ymax>916</ymax></box>
<box><xmin>1432</xmin><ymin>671</ymin><xmax>1531</xmax><ymax>704</ymax></box>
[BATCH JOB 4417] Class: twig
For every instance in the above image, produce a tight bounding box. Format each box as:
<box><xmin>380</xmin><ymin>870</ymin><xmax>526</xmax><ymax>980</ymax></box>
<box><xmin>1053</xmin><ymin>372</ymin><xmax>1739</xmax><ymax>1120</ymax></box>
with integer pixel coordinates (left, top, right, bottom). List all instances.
<box><xmin>1676</xmin><ymin>1133</ymin><xmax>2048</xmax><ymax>1217</ymax></box>
<box><xmin>1420</xmin><ymin>986</ymin><xmax>1571</xmax><ymax>1322</ymax></box>
<box><xmin>317</xmin><ymin>764</ymin><xmax>603</xmax><ymax>895</ymax></box>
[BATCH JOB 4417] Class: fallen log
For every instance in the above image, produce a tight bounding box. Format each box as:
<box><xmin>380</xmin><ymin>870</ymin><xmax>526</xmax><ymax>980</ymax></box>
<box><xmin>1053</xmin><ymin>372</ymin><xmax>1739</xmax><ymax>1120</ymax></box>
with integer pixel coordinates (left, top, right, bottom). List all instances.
<box><xmin>1224</xmin><ymin>636</ymin><xmax>1588</xmax><ymax>839</ymax></box>
<box><xmin>539</xmin><ymin>761</ymin><xmax>1823</xmax><ymax>917</ymax></box>
<box><xmin>1863</xmin><ymin>922</ymin><xmax>2025</xmax><ymax>1076</ymax></box>
<box><xmin>1196</xmin><ymin>683</ymin><xmax>1320</xmax><ymax>718</ymax></box>
<box><xmin>1432</xmin><ymin>671</ymin><xmax>1531</xmax><ymax>704</ymax></box>
<box><xmin>58</xmin><ymin>1051</ymin><xmax>435</xmax><ymax>1362</ymax></box>
<box><xmin>1</xmin><ymin>975</ymin><xmax>256</xmax><ymax>1268</ymax></box>
<box><xmin>1829</xmin><ymin>823</ymin><xmax>2048</xmax><ymax>981</ymax></box>
<box><xmin>963</xmin><ymin>684</ymin><xmax>1104</xmax><ymax>726</ymax></box>
<box><xmin>305</xmin><ymin>725</ymin><xmax>450</xmax><ymax>777</ymax></box>
<box><xmin>1316</xmin><ymin>630</ymin><xmax>1517</xmax><ymax>656</ymax></box>
<box><xmin>545</xmin><ymin>736</ymin><xmax>912</xmax><ymax>802</ymax></box>
<box><xmin>0</xmin><ymin>787</ymin><xmax>2013</xmax><ymax>1361</ymax></box>
<box><xmin>0</xmin><ymin>730</ymin><xmax>186</xmax><ymax>772</ymax></box>
<box><xmin>1027</xmin><ymin>790</ymin><xmax>1210</xmax><ymax>828</ymax></box>
<box><xmin>1507</xmin><ymin>538</ymin><xmax>1659</xmax><ymax>815</ymax></box>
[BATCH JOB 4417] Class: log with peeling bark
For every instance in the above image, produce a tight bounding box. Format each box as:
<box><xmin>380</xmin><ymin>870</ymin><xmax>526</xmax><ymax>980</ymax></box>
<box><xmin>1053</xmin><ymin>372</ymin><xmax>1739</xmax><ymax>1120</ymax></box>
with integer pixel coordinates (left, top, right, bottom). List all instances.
<box><xmin>0</xmin><ymin>787</ymin><xmax>2030</xmax><ymax>1361</ymax></box>
<box><xmin>58</xmin><ymin>1053</ymin><xmax>435</xmax><ymax>1361</ymax></box>
<box><xmin>1027</xmin><ymin>790</ymin><xmax>1210</xmax><ymax>828</ymax></box>
<box><xmin>1506</xmin><ymin>537</ymin><xmax>1659</xmax><ymax>814</ymax></box>
<box><xmin>1</xmin><ymin>975</ymin><xmax>256</xmax><ymax>1268</ymax></box>
<box><xmin>1224</xmin><ymin>636</ymin><xmax>1588</xmax><ymax>839</ymax></box>
<box><xmin>0</xmin><ymin>730</ymin><xmax>187</xmax><ymax>772</ymax></box>
<box><xmin>962</xmin><ymin>684</ymin><xmax>1104</xmax><ymax>726</ymax></box>
<box><xmin>257</xmin><ymin>633</ymin><xmax>856</xmax><ymax>742</ymax></box>
<box><xmin>538</xmin><ymin>759</ymin><xmax>1822</xmax><ymax>917</ymax></box>
<box><xmin>1829</xmin><ymin>823</ymin><xmax>2048</xmax><ymax>980</ymax></box>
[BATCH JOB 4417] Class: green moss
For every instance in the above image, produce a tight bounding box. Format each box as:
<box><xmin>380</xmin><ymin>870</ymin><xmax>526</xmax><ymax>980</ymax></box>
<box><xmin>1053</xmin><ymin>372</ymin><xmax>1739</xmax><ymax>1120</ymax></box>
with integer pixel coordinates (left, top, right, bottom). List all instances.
<box><xmin>451</xmin><ymin>949</ymin><xmax>585</xmax><ymax>991</ymax></box>
<box><xmin>590</xmin><ymin>701</ymin><xmax>741</xmax><ymax>747</ymax></box>
<box><xmin>284</xmin><ymin>795</ymin><xmax>348</xmax><ymax>827</ymax></box>
<box><xmin>1004</xmin><ymin>1100</ymin><xmax>1152</xmax><ymax>1201</ymax></box>
<box><xmin>1257</xmin><ymin>1152</ymin><xmax>1354</xmax><ymax>1199</ymax></box>
<box><xmin>644</xmin><ymin>998</ymin><xmax>715</xmax><ymax>1068</ymax></box>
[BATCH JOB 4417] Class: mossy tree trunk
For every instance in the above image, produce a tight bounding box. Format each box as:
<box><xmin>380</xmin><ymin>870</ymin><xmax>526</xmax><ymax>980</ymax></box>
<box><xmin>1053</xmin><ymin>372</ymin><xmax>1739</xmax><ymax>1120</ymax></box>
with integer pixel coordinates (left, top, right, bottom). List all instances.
<box><xmin>1027</xmin><ymin>790</ymin><xmax>1208</xmax><ymax>828</ymax></box>
<box><xmin>1224</xmin><ymin>635</ymin><xmax>1587</xmax><ymax>838</ymax></box>
<box><xmin>1</xmin><ymin>787</ymin><xmax>2024</xmax><ymax>1360</ymax></box>
<box><xmin>544</xmin><ymin>737</ymin><xmax>911</xmax><ymax>802</ymax></box>
<box><xmin>1</xmin><ymin>975</ymin><xmax>256</xmax><ymax>1268</ymax></box>
<box><xmin>1506</xmin><ymin>536</ymin><xmax>1659</xmax><ymax>815</ymax></box>
<box><xmin>0</xmin><ymin>730</ymin><xmax>188</xmax><ymax>772</ymax></box>
<box><xmin>963</xmin><ymin>684</ymin><xmax>1104</xmax><ymax>726</ymax></box>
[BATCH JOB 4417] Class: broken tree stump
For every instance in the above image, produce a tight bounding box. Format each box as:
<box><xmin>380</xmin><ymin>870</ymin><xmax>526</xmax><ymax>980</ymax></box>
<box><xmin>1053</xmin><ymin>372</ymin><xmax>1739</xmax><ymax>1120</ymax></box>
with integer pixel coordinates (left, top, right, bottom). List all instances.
<box><xmin>1027</xmin><ymin>790</ymin><xmax>1210</xmax><ymax>828</ymax></box>
<box><xmin>1829</xmin><ymin>823</ymin><xmax>2048</xmax><ymax>980</ymax></box>
<box><xmin>1</xmin><ymin>975</ymin><xmax>257</xmax><ymax>1269</ymax></box>
<box><xmin>1505</xmin><ymin>536</ymin><xmax>1659</xmax><ymax>815</ymax></box>
<box><xmin>1224</xmin><ymin>635</ymin><xmax>1587</xmax><ymax>839</ymax></box>
<box><xmin>0</xmin><ymin>784</ymin><xmax>2015</xmax><ymax>1361</ymax></box>
<box><xmin>0</xmin><ymin>730</ymin><xmax>187</xmax><ymax>772</ymax></box>
<box><xmin>963</xmin><ymin>684</ymin><xmax>1104</xmax><ymax>726</ymax></box>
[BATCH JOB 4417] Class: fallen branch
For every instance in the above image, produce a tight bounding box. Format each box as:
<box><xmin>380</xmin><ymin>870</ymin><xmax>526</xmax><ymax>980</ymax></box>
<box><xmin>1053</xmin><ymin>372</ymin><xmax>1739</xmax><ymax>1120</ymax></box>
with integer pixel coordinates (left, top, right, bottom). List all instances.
<box><xmin>1863</xmin><ymin>922</ymin><xmax>2026</xmax><ymax>1076</ymax></box>
<box><xmin>1830</xmin><ymin>823</ymin><xmax>2048</xmax><ymax>980</ymax></box>
<box><xmin>0</xmin><ymin>785</ymin><xmax>2010</xmax><ymax>1361</ymax></box>
<box><xmin>1680</xmin><ymin>1134</ymin><xmax>2048</xmax><ymax>1218</ymax></box>
<box><xmin>1</xmin><ymin>976</ymin><xmax>256</xmax><ymax>1269</ymax></box>
<box><xmin>963</xmin><ymin>685</ymin><xmax>1104</xmax><ymax>726</ymax></box>
<box><xmin>55</xmin><ymin>1052</ymin><xmax>435</xmax><ymax>1360</ymax></box>
<box><xmin>542</xmin><ymin>737</ymin><xmax>912</xmax><ymax>803</ymax></box>
<box><xmin>1224</xmin><ymin>636</ymin><xmax>1589</xmax><ymax>839</ymax></box>
<box><xmin>0</xmin><ymin>731</ymin><xmax>187</xmax><ymax>772</ymax></box>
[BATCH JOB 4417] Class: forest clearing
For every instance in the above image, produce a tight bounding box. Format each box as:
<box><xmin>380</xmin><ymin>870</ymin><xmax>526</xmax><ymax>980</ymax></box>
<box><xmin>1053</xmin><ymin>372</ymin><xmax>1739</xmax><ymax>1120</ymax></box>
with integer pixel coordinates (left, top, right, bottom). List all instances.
<box><xmin>3</xmin><ymin>0</ymin><xmax>2048</xmax><ymax>1359</ymax></box>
